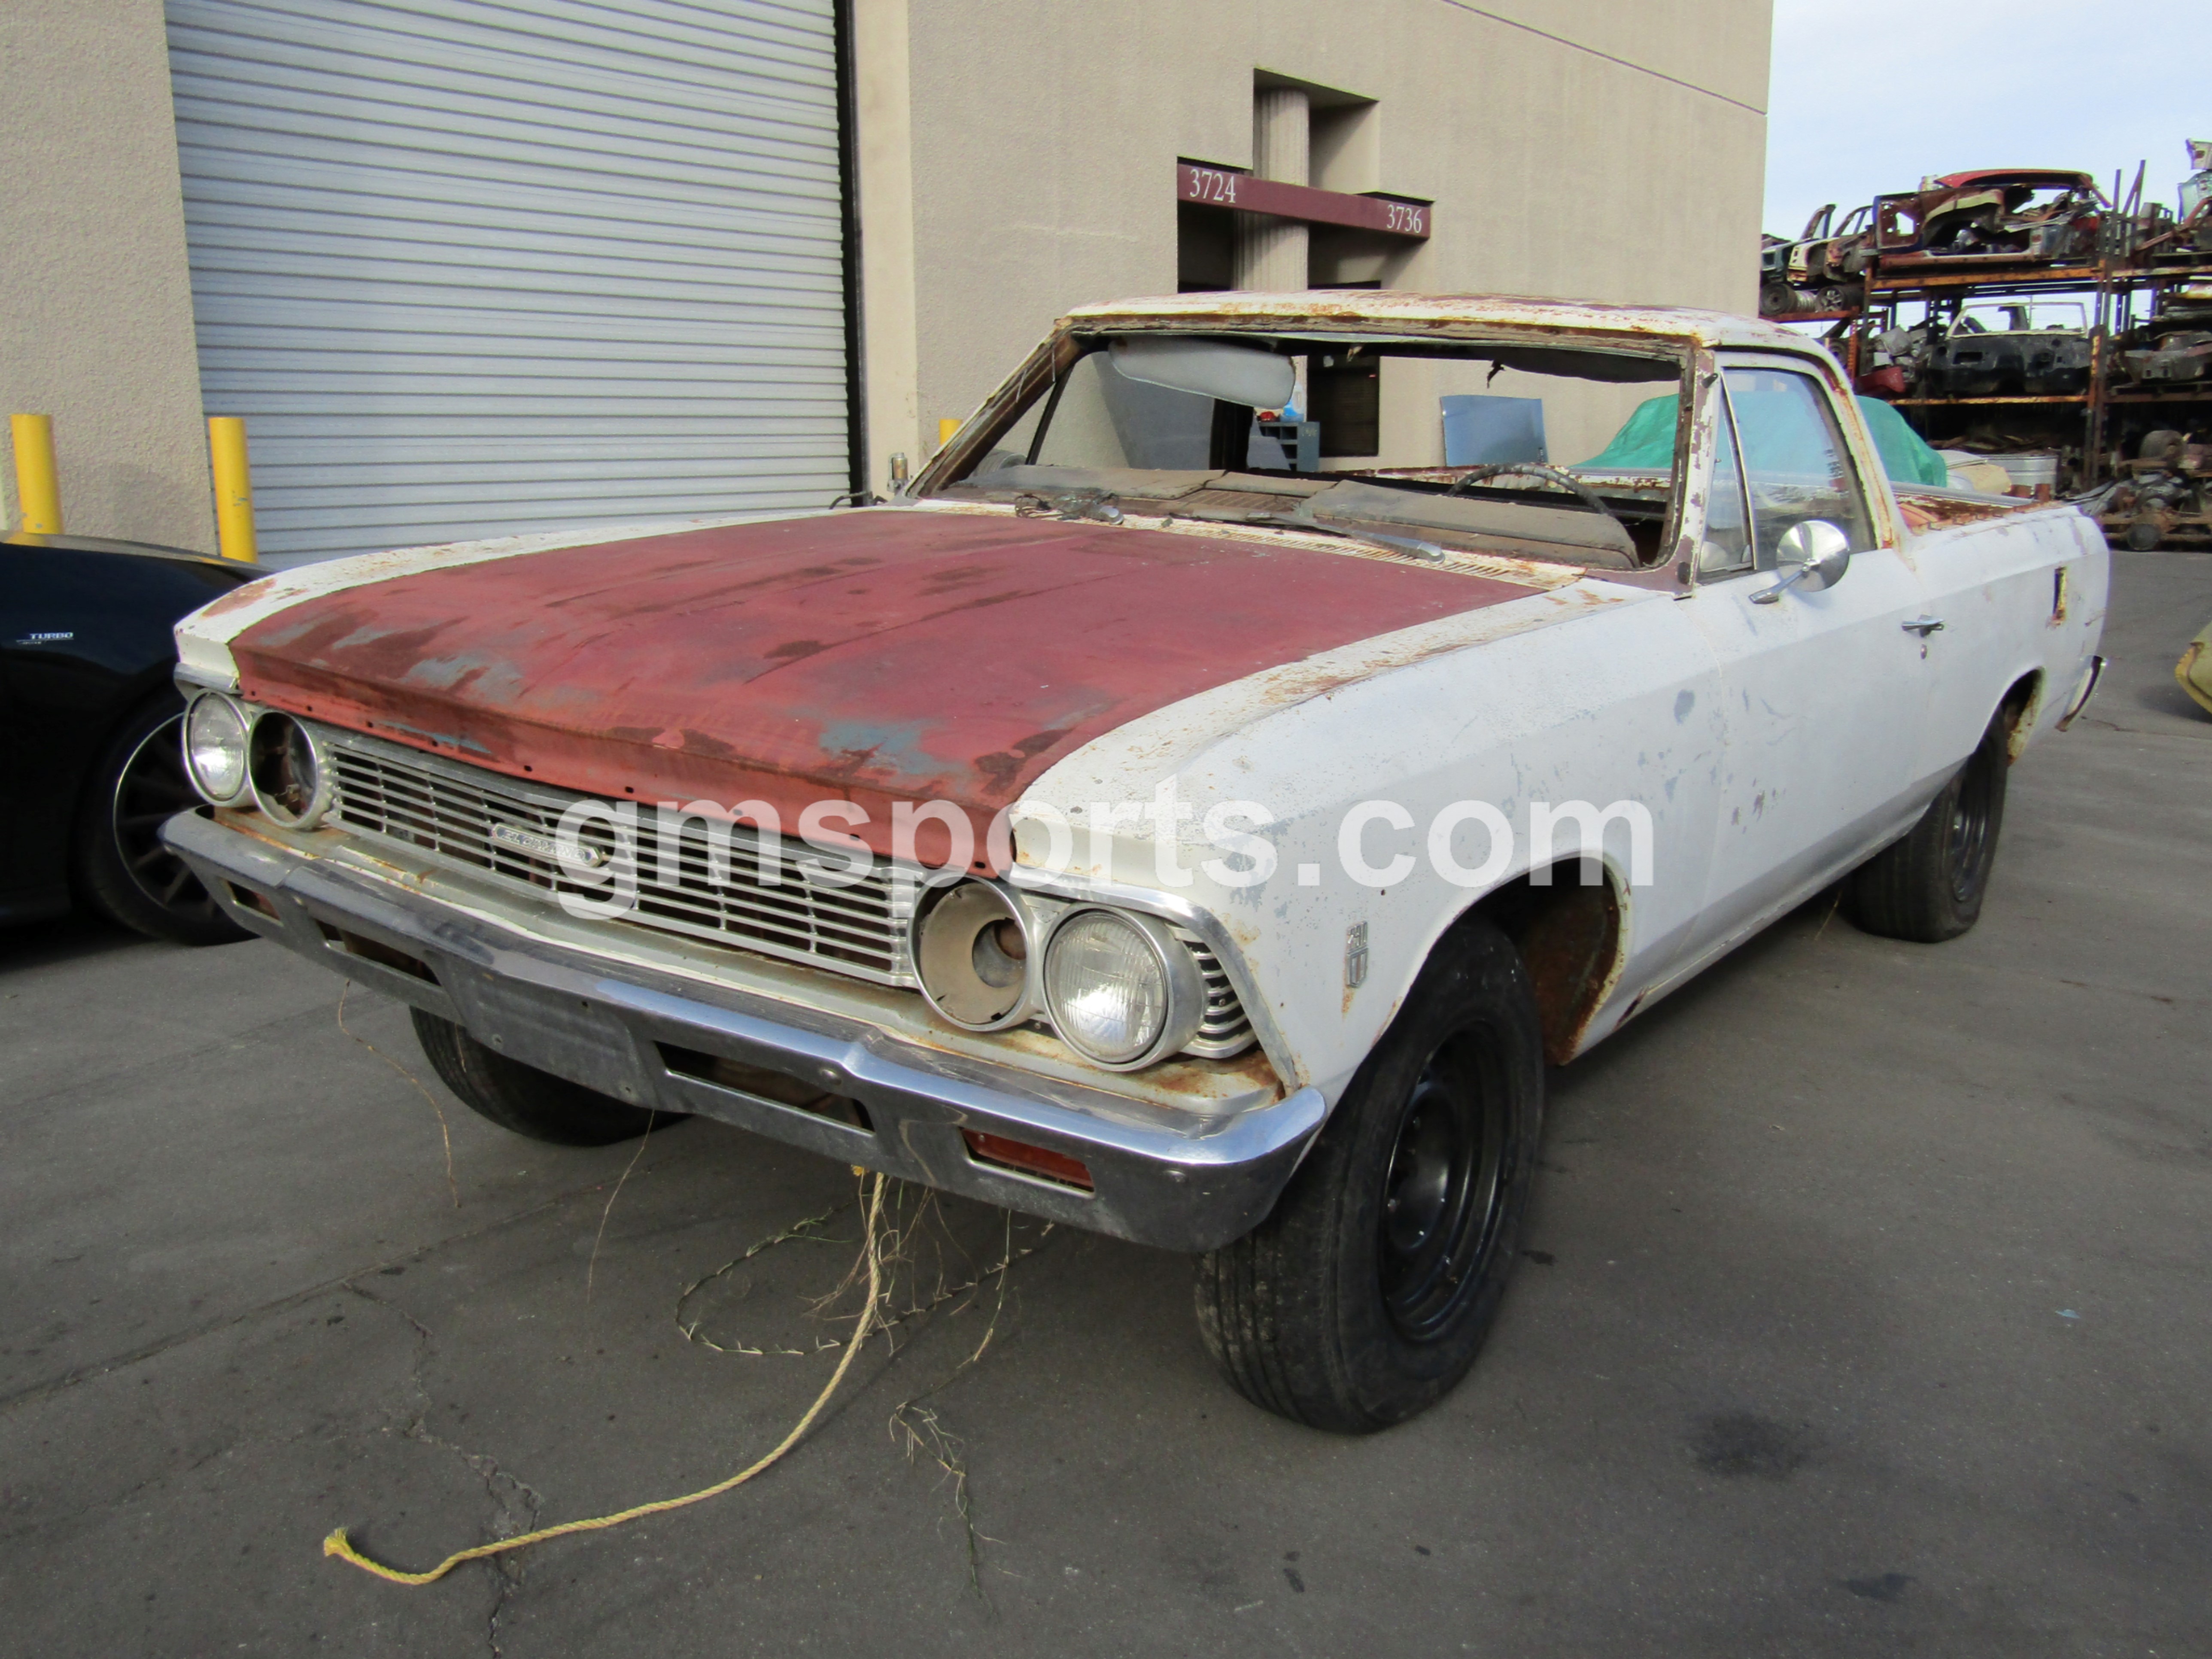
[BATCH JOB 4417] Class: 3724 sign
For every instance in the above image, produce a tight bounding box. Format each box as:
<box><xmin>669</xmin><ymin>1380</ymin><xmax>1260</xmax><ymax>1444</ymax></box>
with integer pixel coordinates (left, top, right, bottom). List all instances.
<box><xmin>1185</xmin><ymin>166</ymin><xmax>1240</xmax><ymax>205</ymax></box>
<box><xmin>1174</xmin><ymin>162</ymin><xmax>1431</xmax><ymax>241</ymax></box>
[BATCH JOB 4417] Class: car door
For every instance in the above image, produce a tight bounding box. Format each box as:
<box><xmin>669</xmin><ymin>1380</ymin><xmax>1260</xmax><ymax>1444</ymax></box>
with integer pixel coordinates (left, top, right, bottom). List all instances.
<box><xmin>0</xmin><ymin>540</ymin><xmax>249</xmax><ymax>920</ymax></box>
<box><xmin>1</xmin><ymin>541</ymin><xmax>146</xmax><ymax>912</ymax></box>
<box><xmin>1679</xmin><ymin>356</ymin><xmax>1935</xmax><ymax>948</ymax></box>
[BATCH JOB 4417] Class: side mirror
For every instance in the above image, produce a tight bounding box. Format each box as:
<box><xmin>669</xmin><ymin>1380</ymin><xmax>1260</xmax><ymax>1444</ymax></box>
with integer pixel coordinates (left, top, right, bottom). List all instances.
<box><xmin>1752</xmin><ymin>520</ymin><xmax>1852</xmax><ymax>604</ymax></box>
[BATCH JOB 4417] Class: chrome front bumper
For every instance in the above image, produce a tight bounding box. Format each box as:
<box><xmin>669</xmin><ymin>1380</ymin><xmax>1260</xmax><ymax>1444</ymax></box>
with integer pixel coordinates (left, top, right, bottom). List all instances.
<box><xmin>163</xmin><ymin>811</ymin><xmax>1323</xmax><ymax>1252</ymax></box>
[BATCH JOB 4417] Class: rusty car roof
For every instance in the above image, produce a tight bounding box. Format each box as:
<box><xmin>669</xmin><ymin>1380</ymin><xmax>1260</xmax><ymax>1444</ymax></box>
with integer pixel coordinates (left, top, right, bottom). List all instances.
<box><xmin>1058</xmin><ymin>291</ymin><xmax>1829</xmax><ymax>356</ymax></box>
<box><xmin>1929</xmin><ymin>168</ymin><xmax>2098</xmax><ymax>191</ymax></box>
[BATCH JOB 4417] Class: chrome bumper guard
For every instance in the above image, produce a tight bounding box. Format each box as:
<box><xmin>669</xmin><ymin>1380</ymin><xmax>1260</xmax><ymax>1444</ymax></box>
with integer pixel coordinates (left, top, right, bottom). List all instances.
<box><xmin>164</xmin><ymin>811</ymin><xmax>1323</xmax><ymax>1252</ymax></box>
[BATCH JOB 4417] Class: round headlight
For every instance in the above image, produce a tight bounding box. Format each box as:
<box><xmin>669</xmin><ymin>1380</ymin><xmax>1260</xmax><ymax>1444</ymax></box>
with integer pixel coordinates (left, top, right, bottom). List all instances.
<box><xmin>1042</xmin><ymin>908</ymin><xmax>1204</xmax><ymax>1070</ymax></box>
<box><xmin>183</xmin><ymin>693</ymin><xmax>250</xmax><ymax>805</ymax></box>
<box><xmin>913</xmin><ymin>879</ymin><xmax>1033</xmax><ymax>1030</ymax></box>
<box><xmin>247</xmin><ymin>711</ymin><xmax>333</xmax><ymax>829</ymax></box>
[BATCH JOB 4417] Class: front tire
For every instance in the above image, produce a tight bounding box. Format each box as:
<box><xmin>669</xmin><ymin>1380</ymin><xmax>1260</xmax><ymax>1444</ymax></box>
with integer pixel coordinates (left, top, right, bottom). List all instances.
<box><xmin>1194</xmin><ymin>919</ymin><xmax>1545</xmax><ymax>1432</ymax></box>
<box><xmin>410</xmin><ymin>1009</ymin><xmax>679</xmax><ymax>1146</ymax></box>
<box><xmin>1848</xmin><ymin>710</ymin><xmax>2011</xmax><ymax>943</ymax></box>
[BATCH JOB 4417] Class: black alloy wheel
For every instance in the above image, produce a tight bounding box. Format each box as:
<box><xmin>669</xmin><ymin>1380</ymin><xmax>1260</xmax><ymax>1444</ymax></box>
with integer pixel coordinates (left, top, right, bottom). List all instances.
<box><xmin>75</xmin><ymin>695</ymin><xmax>249</xmax><ymax>947</ymax></box>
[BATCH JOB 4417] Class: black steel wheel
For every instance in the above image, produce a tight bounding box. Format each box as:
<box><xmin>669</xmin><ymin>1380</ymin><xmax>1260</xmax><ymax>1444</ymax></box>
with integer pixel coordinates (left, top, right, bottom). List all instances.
<box><xmin>1379</xmin><ymin>1030</ymin><xmax>1514</xmax><ymax>1342</ymax></box>
<box><xmin>1848</xmin><ymin>708</ymin><xmax>2011</xmax><ymax>943</ymax></box>
<box><xmin>74</xmin><ymin>693</ymin><xmax>249</xmax><ymax>946</ymax></box>
<box><xmin>1195</xmin><ymin>918</ymin><xmax>1544</xmax><ymax>1431</ymax></box>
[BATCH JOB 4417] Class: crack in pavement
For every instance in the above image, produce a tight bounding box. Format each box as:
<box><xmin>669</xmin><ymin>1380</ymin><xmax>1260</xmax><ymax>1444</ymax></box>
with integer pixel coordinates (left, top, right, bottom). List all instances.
<box><xmin>344</xmin><ymin>1280</ymin><xmax>545</xmax><ymax>1658</ymax></box>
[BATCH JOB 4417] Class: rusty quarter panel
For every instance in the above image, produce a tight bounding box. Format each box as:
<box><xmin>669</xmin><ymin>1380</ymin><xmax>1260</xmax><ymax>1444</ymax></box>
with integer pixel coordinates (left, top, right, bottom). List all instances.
<box><xmin>228</xmin><ymin>510</ymin><xmax>1537</xmax><ymax>869</ymax></box>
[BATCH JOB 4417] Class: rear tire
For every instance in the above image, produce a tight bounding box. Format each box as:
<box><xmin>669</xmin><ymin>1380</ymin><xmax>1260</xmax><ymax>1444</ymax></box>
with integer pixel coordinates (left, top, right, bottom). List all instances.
<box><xmin>1848</xmin><ymin>711</ymin><xmax>2011</xmax><ymax>943</ymax></box>
<box><xmin>410</xmin><ymin>1009</ymin><xmax>678</xmax><ymax>1146</ymax></box>
<box><xmin>1194</xmin><ymin>918</ymin><xmax>1545</xmax><ymax>1432</ymax></box>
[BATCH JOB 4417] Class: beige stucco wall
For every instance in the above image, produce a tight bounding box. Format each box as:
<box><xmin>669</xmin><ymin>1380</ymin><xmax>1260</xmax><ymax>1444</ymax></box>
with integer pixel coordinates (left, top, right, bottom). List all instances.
<box><xmin>0</xmin><ymin>0</ymin><xmax>212</xmax><ymax>550</ymax></box>
<box><xmin>857</xmin><ymin>0</ymin><xmax>1770</xmax><ymax>489</ymax></box>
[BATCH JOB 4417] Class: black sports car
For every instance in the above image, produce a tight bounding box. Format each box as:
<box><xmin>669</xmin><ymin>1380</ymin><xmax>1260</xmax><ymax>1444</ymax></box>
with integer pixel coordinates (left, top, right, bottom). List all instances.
<box><xmin>2</xmin><ymin>532</ymin><xmax>259</xmax><ymax>944</ymax></box>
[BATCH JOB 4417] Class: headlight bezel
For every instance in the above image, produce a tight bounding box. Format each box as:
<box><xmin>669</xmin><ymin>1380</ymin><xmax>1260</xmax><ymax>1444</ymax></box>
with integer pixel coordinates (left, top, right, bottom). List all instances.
<box><xmin>910</xmin><ymin>877</ymin><xmax>1040</xmax><ymax>1033</ymax></box>
<box><xmin>182</xmin><ymin>691</ymin><xmax>253</xmax><ymax>806</ymax></box>
<box><xmin>246</xmin><ymin>709</ymin><xmax>336</xmax><ymax>830</ymax></box>
<box><xmin>1039</xmin><ymin>905</ymin><xmax>1206</xmax><ymax>1071</ymax></box>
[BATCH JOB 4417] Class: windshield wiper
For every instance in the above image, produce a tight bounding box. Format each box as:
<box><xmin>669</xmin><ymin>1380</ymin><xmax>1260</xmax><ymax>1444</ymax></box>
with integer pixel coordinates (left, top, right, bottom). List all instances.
<box><xmin>1230</xmin><ymin>509</ymin><xmax>1448</xmax><ymax>563</ymax></box>
<box><xmin>1014</xmin><ymin>488</ymin><xmax>1124</xmax><ymax>525</ymax></box>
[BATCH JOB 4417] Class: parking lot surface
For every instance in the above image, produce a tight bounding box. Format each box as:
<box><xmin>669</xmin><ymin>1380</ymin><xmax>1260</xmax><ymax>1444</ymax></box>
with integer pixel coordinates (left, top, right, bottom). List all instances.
<box><xmin>3</xmin><ymin>550</ymin><xmax>2206</xmax><ymax>1658</ymax></box>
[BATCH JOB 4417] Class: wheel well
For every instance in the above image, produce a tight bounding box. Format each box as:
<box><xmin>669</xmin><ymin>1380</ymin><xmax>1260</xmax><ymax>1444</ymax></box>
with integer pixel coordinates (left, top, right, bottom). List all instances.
<box><xmin>1462</xmin><ymin>861</ymin><xmax>1623</xmax><ymax>1066</ymax></box>
<box><xmin>1999</xmin><ymin>670</ymin><xmax>2041</xmax><ymax>762</ymax></box>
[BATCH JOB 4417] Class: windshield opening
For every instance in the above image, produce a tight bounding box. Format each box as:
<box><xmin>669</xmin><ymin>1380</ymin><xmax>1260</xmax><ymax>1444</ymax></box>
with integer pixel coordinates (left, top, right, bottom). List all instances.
<box><xmin>924</xmin><ymin>328</ymin><xmax>1689</xmax><ymax>570</ymax></box>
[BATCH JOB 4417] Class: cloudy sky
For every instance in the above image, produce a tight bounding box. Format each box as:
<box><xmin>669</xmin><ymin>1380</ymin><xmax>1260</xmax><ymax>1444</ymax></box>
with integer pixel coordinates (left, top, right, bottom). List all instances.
<box><xmin>1763</xmin><ymin>0</ymin><xmax>2212</xmax><ymax>240</ymax></box>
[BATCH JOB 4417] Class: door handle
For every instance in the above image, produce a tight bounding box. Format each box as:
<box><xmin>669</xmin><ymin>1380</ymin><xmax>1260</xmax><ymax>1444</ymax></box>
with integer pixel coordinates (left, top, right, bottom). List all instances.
<box><xmin>1901</xmin><ymin>616</ymin><xmax>1946</xmax><ymax>636</ymax></box>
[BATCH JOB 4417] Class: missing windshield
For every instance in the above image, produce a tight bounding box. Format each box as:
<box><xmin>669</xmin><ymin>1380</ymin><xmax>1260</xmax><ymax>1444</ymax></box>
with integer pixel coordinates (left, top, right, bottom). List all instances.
<box><xmin>929</xmin><ymin>329</ymin><xmax>1688</xmax><ymax>570</ymax></box>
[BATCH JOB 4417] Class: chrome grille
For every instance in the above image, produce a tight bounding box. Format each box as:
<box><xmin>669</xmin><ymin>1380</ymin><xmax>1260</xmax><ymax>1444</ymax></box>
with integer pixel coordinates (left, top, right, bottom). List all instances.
<box><xmin>324</xmin><ymin>733</ymin><xmax>912</xmax><ymax>982</ymax></box>
<box><xmin>316</xmin><ymin>727</ymin><xmax>1256</xmax><ymax>1060</ymax></box>
<box><xmin>1178</xmin><ymin>931</ymin><xmax>1256</xmax><ymax>1059</ymax></box>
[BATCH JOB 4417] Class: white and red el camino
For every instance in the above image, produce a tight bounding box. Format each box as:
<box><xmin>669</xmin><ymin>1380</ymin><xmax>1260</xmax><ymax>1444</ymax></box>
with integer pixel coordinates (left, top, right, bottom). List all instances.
<box><xmin>165</xmin><ymin>293</ymin><xmax>2107</xmax><ymax>1429</ymax></box>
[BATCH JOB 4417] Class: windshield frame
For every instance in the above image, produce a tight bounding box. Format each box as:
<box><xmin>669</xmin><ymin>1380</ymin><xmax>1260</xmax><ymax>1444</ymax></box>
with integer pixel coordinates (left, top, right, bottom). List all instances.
<box><xmin>912</xmin><ymin>316</ymin><xmax>1699</xmax><ymax>571</ymax></box>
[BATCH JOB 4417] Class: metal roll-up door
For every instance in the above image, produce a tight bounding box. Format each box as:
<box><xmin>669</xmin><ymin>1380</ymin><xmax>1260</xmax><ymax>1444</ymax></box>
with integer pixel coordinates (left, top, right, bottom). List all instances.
<box><xmin>167</xmin><ymin>0</ymin><xmax>850</xmax><ymax>566</ymax></box>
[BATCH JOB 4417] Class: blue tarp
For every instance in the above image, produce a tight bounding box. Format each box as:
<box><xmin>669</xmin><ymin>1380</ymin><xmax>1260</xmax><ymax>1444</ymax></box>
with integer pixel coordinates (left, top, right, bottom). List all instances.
<box><xmin>1578</xmin><ymin>393</ymin><xmax>1949</xmax><ymax>487</ymax></box>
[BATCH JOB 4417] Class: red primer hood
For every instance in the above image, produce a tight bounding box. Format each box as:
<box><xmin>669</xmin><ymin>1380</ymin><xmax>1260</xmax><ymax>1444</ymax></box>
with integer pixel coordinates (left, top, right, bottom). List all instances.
<box><xmin>230</xmin><ymin>509</ymin><xmax>1533</xmax><ymax>869</ymax></box>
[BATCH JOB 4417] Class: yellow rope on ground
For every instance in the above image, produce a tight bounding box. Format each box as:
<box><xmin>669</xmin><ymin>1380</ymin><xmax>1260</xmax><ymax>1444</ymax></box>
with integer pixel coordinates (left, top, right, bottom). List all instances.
<box><xmin>324</xmin><ymin>1170</ymin><xmax>888</xmax><ymax>1586</ymax></box>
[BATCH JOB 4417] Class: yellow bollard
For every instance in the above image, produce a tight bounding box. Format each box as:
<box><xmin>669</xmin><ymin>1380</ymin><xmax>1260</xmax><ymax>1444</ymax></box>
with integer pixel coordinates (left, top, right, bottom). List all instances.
<box><xmin>207</xmin><ymin>416</ymin><xmax>258</xmax><ymax>562</ymax></box>
<box><xmin>11</xmin><ymin>413</ymin><xmax>63</xmax><ymax>534</ymax></box>
<box><xmin>938</xmin><ymin>416</ymin><xmax>962</xmax><ymax>450</ymax></box>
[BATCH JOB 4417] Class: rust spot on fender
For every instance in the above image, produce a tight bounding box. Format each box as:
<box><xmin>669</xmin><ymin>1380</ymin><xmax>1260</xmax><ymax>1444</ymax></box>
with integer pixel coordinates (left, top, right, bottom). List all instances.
<box><xmin>1486</xmin><ymin>875</ymin><xmax>1624</xmax><ymax>1066</ymax></box>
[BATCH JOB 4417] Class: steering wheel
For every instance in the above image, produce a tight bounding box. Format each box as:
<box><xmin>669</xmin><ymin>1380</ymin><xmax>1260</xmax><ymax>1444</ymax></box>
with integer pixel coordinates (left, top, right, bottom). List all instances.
<box><xmin>1444</xmin><ymin>462</ymin><xmax>1624</xmax><ymax>528</ymax></box>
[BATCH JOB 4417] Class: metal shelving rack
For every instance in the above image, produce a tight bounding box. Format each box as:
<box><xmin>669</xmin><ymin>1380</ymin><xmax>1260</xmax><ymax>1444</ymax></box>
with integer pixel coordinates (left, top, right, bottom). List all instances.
<box><xmin>1834</xmin><ymin>252</ymin><xmax>2212</xmax><ymax>488</ymax></box>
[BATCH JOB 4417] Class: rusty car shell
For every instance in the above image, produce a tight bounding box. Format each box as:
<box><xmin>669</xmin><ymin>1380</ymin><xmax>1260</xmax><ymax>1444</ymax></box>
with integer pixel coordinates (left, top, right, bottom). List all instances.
<box><xmin>1872</xmin><ymin>169</ymin><xmax>2106</xmax><ymax>266</ymax></box>
<box><xmin>162</xmin><ymin>290</ymin><xmax>2111</xmax><ymax>1251</ymax></box>
<box><xmin>1923</xmin><ymin>304</ymin><xmax>2094</xmax><ymax>398</ymax></box>
<box><xmin>1759</xmin><ymin>203</ymin><xmax>1876</xmax><ymax>318</ymax></box>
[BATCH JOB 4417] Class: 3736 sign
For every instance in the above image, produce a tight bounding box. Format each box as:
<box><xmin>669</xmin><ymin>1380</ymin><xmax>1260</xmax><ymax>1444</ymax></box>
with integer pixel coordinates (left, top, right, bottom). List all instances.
<box><xmin>1174</xmin><ymin>163</ymin><xmax>1431</xmax><ymax>241</ymax></box>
